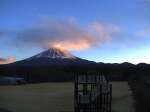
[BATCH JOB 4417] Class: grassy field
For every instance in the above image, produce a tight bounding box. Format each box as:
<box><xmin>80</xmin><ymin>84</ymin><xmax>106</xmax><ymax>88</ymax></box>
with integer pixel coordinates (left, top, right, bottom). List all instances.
<box><xmin>111</xmin><ymin>81</ymin><xmax>134</xmax><ymax>112</ymax></box>
<box><xmin>0</xmin><ymin>82</ymin><xmax>134</xmax><ymax>112</ymax></box>
<box><xmin>0</xmin><ymin>83</ymin><xmax>74</xmax><ymax>112</ymax></box>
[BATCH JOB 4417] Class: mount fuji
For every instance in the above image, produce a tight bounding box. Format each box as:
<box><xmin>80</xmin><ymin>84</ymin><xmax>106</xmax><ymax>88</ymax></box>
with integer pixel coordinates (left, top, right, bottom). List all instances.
<box><xmin>29</xmin><ymin>48</ymin><xmax>77</xmax><ymax>60</ymax></box>
<box><xmin>10</xmin><ymin>48</ymin><xmax>95</xmax><ymax>66</ymax></box>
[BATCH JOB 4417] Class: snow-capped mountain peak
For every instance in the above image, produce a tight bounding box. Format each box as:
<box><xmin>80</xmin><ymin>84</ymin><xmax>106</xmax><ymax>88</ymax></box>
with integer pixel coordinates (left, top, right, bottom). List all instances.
<box><xmin>9</xmin><ymin>47</ymin><xmax>95</xmax><ymax>66</ymax></box>
<box><xmin>31</xmin><ymin>48</ymin><xmax>76</xmax><ymax>59</ymax></box>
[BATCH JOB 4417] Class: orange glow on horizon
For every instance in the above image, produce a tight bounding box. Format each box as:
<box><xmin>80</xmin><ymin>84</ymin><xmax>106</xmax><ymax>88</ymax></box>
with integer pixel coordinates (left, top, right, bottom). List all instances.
<box><xmin>0</xmin><ymin>56</ymin><xmax>16</xmax><ymax>64</ymax></box>
<box><xmin>51</xmin><ymin>38</ymin><xmax>94</xmax><ymax>51</ymax></box>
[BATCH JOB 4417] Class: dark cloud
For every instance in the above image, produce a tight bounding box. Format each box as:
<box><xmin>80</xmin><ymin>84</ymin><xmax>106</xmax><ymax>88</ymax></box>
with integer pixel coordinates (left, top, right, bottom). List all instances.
<box><xmin>0</xmin><ymin>58</ymin><xmax>6</xmax><ymax>61</ymax></box>
<box><xmin>13</xmin><ymin>20</ymin><xmax>120</xmax><ymax>51</ymax></box>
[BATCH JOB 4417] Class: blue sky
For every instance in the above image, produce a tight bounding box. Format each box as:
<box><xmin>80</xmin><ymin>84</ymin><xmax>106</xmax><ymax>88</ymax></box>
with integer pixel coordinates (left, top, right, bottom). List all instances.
<box><xmin>0</xmin><ymin>0</ymin><xmax>150</xmax><ymax>64</ymax></box>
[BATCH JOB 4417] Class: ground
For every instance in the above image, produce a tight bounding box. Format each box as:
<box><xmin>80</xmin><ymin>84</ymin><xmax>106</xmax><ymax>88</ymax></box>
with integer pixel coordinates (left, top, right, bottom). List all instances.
<box><xmin>0</xmin><ymin>83</ymin><xmax>74</xmax><ymax>112</ymax></box>
<box><xmin>111</xmin><ymin>81</ymin><xmax>134</xmax><ymax>112</ymax></box>
<box><xmin>0</xmin><ymin>82</ymin><xmax>134</xmax><ymax>112</ymax></box>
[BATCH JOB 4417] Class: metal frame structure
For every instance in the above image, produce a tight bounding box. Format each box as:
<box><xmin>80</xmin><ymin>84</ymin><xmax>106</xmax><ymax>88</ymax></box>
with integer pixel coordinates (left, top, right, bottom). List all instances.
<box><xmin>74</xmin><ymin>73</ymin><xmax>112</xmax><ymax>112</ymax></box>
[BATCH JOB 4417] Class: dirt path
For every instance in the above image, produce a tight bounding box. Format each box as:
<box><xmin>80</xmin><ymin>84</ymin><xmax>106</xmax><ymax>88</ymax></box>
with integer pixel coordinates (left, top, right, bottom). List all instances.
<box><xmin>111</xmin><ymin>81</ymin><xmax>134</xmax><ymax>112</ymax></box>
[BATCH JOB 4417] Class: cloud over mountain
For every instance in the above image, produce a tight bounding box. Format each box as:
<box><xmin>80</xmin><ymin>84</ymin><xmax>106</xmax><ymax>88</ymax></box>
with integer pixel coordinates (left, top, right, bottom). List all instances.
<box><xmin>0</xmin><ymin>56</ymin><xmax>16</xmax><ymax>64</ymax></box>
<box><xmin>13</xmin><ymin>20</ymin><xmax>120</xmax><ymax>51</ymax></box>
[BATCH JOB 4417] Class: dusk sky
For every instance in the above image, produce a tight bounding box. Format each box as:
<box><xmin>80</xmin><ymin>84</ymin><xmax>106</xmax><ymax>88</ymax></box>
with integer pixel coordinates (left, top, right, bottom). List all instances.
<box><xmin>0</xmin><ymin>0</ymin><xmax>150</xmax><ymax>64</ymax></box>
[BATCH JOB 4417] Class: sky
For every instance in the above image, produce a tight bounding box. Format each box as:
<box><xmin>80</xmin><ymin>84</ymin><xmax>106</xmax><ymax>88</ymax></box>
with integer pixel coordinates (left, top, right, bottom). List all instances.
<box><xmin>0</xmin><ymin>0</ymin><xmax>150</xmax><ymax>64</ymax></box>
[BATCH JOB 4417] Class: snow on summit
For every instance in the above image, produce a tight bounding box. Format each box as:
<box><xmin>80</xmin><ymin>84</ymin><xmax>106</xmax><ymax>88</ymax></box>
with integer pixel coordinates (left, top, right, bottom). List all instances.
<box><xmin>31</xmin><ymin>48</ymin><xmax>76</xmax><ymax>59</ymax></box>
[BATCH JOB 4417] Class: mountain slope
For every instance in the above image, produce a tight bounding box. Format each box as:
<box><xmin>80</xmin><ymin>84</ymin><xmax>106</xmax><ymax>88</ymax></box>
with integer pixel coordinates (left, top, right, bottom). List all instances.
<box><xmin>10</xmin><ymin>48</ymin><xmax>95</xmax><ymax>66</ymax></box>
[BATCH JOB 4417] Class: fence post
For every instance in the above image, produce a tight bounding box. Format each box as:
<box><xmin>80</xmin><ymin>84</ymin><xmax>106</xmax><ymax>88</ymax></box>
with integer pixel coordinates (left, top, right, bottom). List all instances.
<box><xmin>99</xmin><ymin>84</ymin><xmax>102</xmax><ymax>112</ymax></box>
<box><xmin>109</xmin><ymin>84</ymin><xmax>112</xmax><ymax>112</ymax></box>
<box><xmin>106</xmin><ymin>85</ymin><xmax>109</xmax><ymax>112</ymax></box>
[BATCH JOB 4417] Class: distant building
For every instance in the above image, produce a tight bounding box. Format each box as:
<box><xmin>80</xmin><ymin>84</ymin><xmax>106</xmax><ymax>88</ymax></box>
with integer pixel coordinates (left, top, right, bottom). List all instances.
<box><xmin>0</xmin><ymin>76</ymin><xmax>26</xmax><ymax>85</ymax></box>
